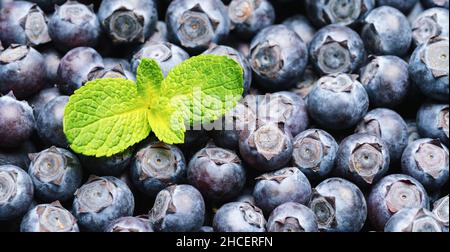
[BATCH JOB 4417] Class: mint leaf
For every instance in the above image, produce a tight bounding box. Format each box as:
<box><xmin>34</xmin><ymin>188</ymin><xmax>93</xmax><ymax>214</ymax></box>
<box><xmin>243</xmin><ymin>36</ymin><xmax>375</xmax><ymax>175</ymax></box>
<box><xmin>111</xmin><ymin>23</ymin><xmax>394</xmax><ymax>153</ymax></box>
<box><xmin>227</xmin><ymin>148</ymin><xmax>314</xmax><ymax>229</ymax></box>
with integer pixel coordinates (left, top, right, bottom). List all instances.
<box><xmin>147</xmin><ymin>97</ymin><xmax>186</xmax><ymax>144</ymax></box>
<box><xmin>136</xmin><ymin>58</ymin><xmax>164</xmax><ymax>99</ymax></box>
<box><xmin>63</xmin><ymin>78</ymin><xmax>151</xmax><ymax>157</ymax></box>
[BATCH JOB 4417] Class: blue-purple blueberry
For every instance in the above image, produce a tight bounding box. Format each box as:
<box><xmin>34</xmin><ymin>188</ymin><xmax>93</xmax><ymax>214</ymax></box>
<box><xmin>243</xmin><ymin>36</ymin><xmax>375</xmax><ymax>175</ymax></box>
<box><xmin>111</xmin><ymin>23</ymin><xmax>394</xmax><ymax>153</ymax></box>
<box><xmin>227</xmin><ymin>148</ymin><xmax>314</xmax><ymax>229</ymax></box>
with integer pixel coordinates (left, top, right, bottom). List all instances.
<box><xmin>432</xmin><ymin>195</ymin><xmax>448</xmax><ymax>231</ymax></box>
<box><xmin>104</xmin><ymin>216</ymin><xmax>153</xmax><ymax>232</ymax></box>
<box><xmin>79</xmin><ymin>148</ymin><xmax>133</xmax><ymax>177</ymax></box>
<box><xmin>385</xmin><ymin>207</ymin><xmax>445</xmax><ymax>232</ymax></box>
<box><xmin>29</xmin><ymin>87</ymin><xmax>61</xmax><ymax>118</ymax></box>
<box><xmin>416</xmin><ymin>102</ymin><xmax>449</xmax><ymax>145</ymax></box>
<box><xmin>412</xmin><ymin>7</ymin><xmax>449</xmax><ymax>46</ymax></box>
<box><xmin>266</xmin><ymin>202</ymin><xmax>318</xmax><ymax>232</ymax></box>
<box><xmin>306</xmin><ymin>0</ymin><xmax>375</xmax><ymax>27</ymax></box>
<box><xmin>213</xmin><ymin>201</ymin><xmax>266</xmax><ymax>232</ymax></box>
<box><xmin>227</xmin><ymin>0</ymin><xmax>275</xmax><ymax>38</ymax></box>
<box><xmin>20</xmin><ymin>201</ymin><xmax>79</xmax><ymax>232</ymax></box>
<box><xmin>36</xmin><ymin>96</ymin><xmax>69</xmax><ymax>148</ymax></box>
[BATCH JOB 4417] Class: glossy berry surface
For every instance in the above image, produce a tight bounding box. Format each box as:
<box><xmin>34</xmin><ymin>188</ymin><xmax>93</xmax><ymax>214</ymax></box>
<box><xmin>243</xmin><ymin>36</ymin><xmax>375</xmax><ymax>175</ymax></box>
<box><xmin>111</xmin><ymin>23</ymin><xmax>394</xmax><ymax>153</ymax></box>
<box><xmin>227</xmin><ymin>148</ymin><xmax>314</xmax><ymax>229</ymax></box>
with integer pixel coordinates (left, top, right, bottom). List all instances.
<box><xmin>213</xmin><ymin>201</ymin><xmax>266</xmax><ymax>232</ymax></box>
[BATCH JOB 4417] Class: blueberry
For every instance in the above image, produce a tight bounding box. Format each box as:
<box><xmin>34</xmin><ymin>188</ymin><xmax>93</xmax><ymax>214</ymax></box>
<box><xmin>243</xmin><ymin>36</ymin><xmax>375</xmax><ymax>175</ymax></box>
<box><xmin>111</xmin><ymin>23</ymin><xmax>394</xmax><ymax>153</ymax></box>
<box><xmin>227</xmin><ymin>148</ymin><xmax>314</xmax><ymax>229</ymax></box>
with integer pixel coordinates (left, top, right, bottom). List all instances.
<box><xmin>407</xmin><ymin>120</ymin><xmax>422</xmax><ymax>144</ymax></box>
<box><xmin>102</xmin><ymin>59</ymin><xmax>135</xmax><ymax>80</ymax></box>
<box><xmin>90</xmin><ymin>64</ymin><xmax>133</xmax><ymax>80</ymax></box>
<box><xmin>361</xmin><ymin>6</ymin><xmax>412</xmax><ymax>56</ymax></box>
<box><xmin>166</xmin><ymin>0</ymin><xmax>230</xmax><ymax>53</ymax></box>
<box><xmin>79</xmin><ymin>148</ymin><xmax>134</xmax><ymax>177</ymax></box>
<box><xmin>309</xmin><ymin>178</ymin><xmax>367</xmax><ymax>232</ymax></box>
<box><xmin>149</xmin><ymin>184</ymin><xmax>205</xmax><ymax>232</ymax></box>
<box><xmin>253</xmin><ymin>167</ymin><xmax>312</xmax><ymax>214</ymax></box>
<box><xmin>291</xmin><ymin>129</ymin><xmax>339</xmax><ymax>182</ymax></box>
<box><xmin>412</xmin><ymin>7</ymin><xmax>449</xmax><ymax>46</ymax></box>
<box><xmin>0</xmin><ymin>165</ymin><xmax>34</xmax><ymax>221</ymax></box>
<box><xmin>57</xmin><ymin>47</ymin><xmax>104</xmax><ymax>95</ymax></box>
<box><xmin>104</xmin><ymin>216</ymin><xmax>153</xmax><ymax>232</ymax></box>
<box><xmin>187</xmin><ymin>146</ymin><xmax>245</xmax><ymax>202</ymax></box>
<box><xmin>0</xmin><ymin>93</ymin><xmax>35</xmax><ymax>149</ymax></box>
<box><xmin>385</xmin><ymin>207</ymin><xmax>445</xmax><ymax>232</ymax></box>
<box><xmin>401</xmin><ymin>138</ymin><xmax>449</xmax><ymax>191</ymax></box>
<box><xmin>0</xmin><ymin>141</ymin><xmax>36</xmax><ymax>171</ymax></box>
<box><xmin>377</xmin><ymin>0</ymin><xmax>419</xmax><ymax>13</ymax></box>
<box><xmin>409</xmin><ymin>36</ymin><xmax>449</xmax><ymax>102</ymax></box>
<box><xmin>0</xmin><ymin>44</ymin><xmax>46</xmax><ymax>99</ymax></box>
<box><xmin>307</xmin><ymin>73</ymin><xmax>369</xmax><ymax>130</ymax></box>
<box><xmin>266</xmin><ymin>202</ymin><xmax>318</xmax><ymax>232</ymax></box>
<box><xmin>289</xmin><ymin>67</ymin><xmax>320</xmax><ymax>101</ymax></box>
<box><xmin>421</xmin><ymin>0</ymin><xmax>449</xmax><ymax>8</ymax></box>
<box><xmin>213</xmin><ymin>202</ymin><xmax>266</xmax><ymax>232</ymax></box>
<box><xmin>146</xmin><ymin>21</ymin><xmax>169</xmax><ymax>44</ymax></box>
<box><xmin>306</xmin><ymin>0</ymin><xmax>375</xmax><ymax>27</ymax></box>
<box><xmin>227</xmin><ymin>0</ymin><xmax>275</xmax><ymax>38</ymax></box>
<box><xmin>359</xmin><ymin>55</ymin><xmax>410</xmax><ymax>108</ymax></box>
<box><xmin>416</xmin><ymin>102</ymin><xmax>449</xmax><ymax>145</ymax></box>
<box><xmin>0</xmin><ymin>1</ymin><xmax>50</xmax><ymax>46</ymax></box>
<box><xmin>29</xmin><ymin>87</ymin><xmax>61</xmax><ymax>118</ymax></box>
<box><xmin>98</xmin><ymin>0</ymin><xmax>158</xmax><ymax>44</ymax></box>
<box><xmin>355</xmin><ymin>108</ymin><xmax>409</xmax><ymax>163</ymax></box>
<box><xmin>432</xmin><ymin>195</ymin><xmax>449</xmax><ymax>231</ymax></box>
<box><xmin>20</xmin><ymin>201</ymin><xmax>79</xmax><ymax>232</ymax></box>
<box><xmin>368</xmin><ymin>174</ymin><xmax>430</xmax><ymax>230</ymax></box>
<box><xmin>36</xmin><ymin>96</ymin><xmax>69</xmax><ymax>148</ymax></box>
<box><xmin>282</xmin><ymin>15</ymin><xmax>316</xmax><ymax>45</ymax></box>
<box><xmin>72</xmin><ymin>176</ymin><xmax>135</xmax><ymax>232</ymax></box>
<box><xmin>309</xmin><ymin>25</ymin><xmax>366</xmax><ymax>75</ymax></box>
<box><xmin>130</xmin><ymin>141</ymin><xmax>186</xmax><ymax>198</ymax></box>
<box><xmin>249</xmin><ymin>25</ymin><xmax>308</xmax><ymax>91</ymax></box>
<box><xmin>40</xmin><ymin>48</ymin><xmax>62</xmax><ymax>85</ymax></box>
<box><xmin>103</xmin><ymin>58</ymin><xmax>132</xmax><ymax>72</ymax></box>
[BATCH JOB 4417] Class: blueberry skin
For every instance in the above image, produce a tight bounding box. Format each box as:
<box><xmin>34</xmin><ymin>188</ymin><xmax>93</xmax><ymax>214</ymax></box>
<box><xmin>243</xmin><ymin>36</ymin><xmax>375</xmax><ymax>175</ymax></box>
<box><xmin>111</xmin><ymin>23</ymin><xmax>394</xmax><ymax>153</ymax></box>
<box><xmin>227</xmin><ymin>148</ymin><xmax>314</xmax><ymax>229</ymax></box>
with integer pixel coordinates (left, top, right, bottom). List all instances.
<box><xmin>416</xmin><ymin>103</ymin><xmax>449</xmax><ymax>146</ymax></box>
<box><xmin>26</xmin><ymin>0</ymin><xmax>66</xmax><ymax>12</ymax></box>
<box><xmin>432</xmin><ymin>195</ymin><xmax>449</xmax><ymax>231</ymax></box>
<box><xmin>385</xmin><ymin>207</ymin><xmax>445</xmax><ymax>232</ymax></box>
<box><xmin>130</xmin><ymin>141</ymin><xmax>186</xmax><ymax>198</ymax></box>
<box><xmin>307</xmin><ymin>73</ymin><xmax>369</xmax><ymax>130</ymax></box>
<box><xmin>72</xmin><ymin>176</ymin><xmax>135</xmax><ymax>232</ymax></box>
<box><xmin>0</xmin><ymin>45</ymin><xmax>47</xmax><ymax>99</ymax></box>
<box><xmin>48</xmin><ymin>1</ymin><xmax>101</xmax><ymax>52</ymax></box>
<box><xmin>359</xmin><ymin>55</ymin><xmax>410</xmax><ymax>108</ymax></box>
<box><xmin>166</xmin><ymin>0</ymin><xmax>230</xmax><ymax>53</ymax></box>
<box><xmin>213</xmin><ymin>202</ymin><xmax>266</xmax><ymax>232</ymax></box>
<box><xmin>291</xmin><ymin>129</ymin><xmax>338</xmax><ymax>182</ymax></box>
<box><xmin>20</xmin><ymin>202</ymin><xmax>79</xmax><ymax>232</ymax></box>
<box><xmin>368</xmin><ymin>174</ymin><xmax>430</xmax><ymax>231</ymax></box>
<box><xmin>406</xmin><ymin>120</ymin><xmax>422</xmax><ymax>144</ymax></box>
<box><xmin>266</xmin><ymin>202</ymin><xmax>318</xmax><ymax>232</ymax></box>
<box><xmin>103</xmin><ymin>58</ymin><xmax>132</xmax><ymax>72</ymax></box>
<box><xmin>306</xmin><ymin>0</ymin><xmax>375</xmax><ymax>27</ymax></box>
<box><xmin>199</xmin><ymin>226</ymin><xmax>214</xmax><ymax>232</ymax></box>
<box><xmin>309</xmin><ymin>25</ymin><xmax>366</xmax><ymax>75</ymax></box>
<box><xmin>377</xmin><ymin>0</ymin><xmax>418</xmax><ymax>13</ymax></box>
<box><xmin>79</xmin><ymin>148</ymin><xmax>133</xmax><ymax>177</ymax></box>
<box><xmin>0</xmin><ymin>141</ymin><xmax>36</xmax><ymax>171</ymax></box>
<box><xmin>249</xmin><ymin>25</ymin><xmax>308</xmax><ymax>91</ymax></box>
<box><xmin>253</xmin><ymin>167</ymin><xmax>312</xmax><ymax>214</ymax></box>
<box><xmin>149</xmin><ymin>184</ymin><xmax>205</xmax><ymax>232</ymax></box>
<box><xmin>282</xmin><ymin>15</ymin><xmax>316</xmax><ymax>45</ymax></box>
<box><xmin>409</xmin><ymin>36</ymin><xmax>449</xmax><ymax>102</ymax></box>
<box><xmin>309</xmin><ymin>178</ymin><xmax>367</xmax><ymax>232</ymax></box>
<box><xmin>228</xmin><ymin>0</ymin><xmax>275</xmax><ymax>38</ymax></box>
<box><xmin>36</xmin><ymin>96</ymin><xmax>69</xmax><ymax>148</ymax></box>
<box><xmin>421</xmin><ymin>0</ymin><xmax>449</xmax><ymax>8</ymax></box>
<box><xmin>290</xmin><ymin>66</ymin><xmax>320</xmax><ymax>101</ymax></box>
<box><xmin>40</xmin><ymin>48</ymin><xmax>62</xmax><ymax>85</ymax></box>
<box><xmin>104</xmin><ymin>216</ymin><xmax>153</xmax><ymax>232</ymax></box>
<box><xmin>57</xmin><ymin>47</ymin><xmax>104</xmax><ymax>95</ymax></box>
<box><xmin>361</xmin><ymin>6</ymin><xmax>412</xmax><ymax>56</ymax></box>
<box><xmin>401</xmin><ymin>138</ymin><xmax>449</xmax><ymax>191</ymax></box>
<box><xmin>29</xmin><ymin>87</ymin><xmax>61</xmax><ymax>118</ymax></box>
<box><xmin>412</xmin><ymin>8</ymin><xmax>449</xmax><ymax>46</ymax></box>
<box><xmin>146</xmin><ymin>21</ymin><xmax>169</xmax><ymax>44</ymax></box>
<box><xmin>355</xmin><ymin>108</ymin><xmax>409</xmax><ymax>163</ymax></box>
<box><xmin>0</xmin><ymin>93</ymin><xmax>35</xmax><ymax>149</ymax></box>
<box><xmin>0</xmin><ymin>165</ymin><xmax>34</xmax><ymax>221</ymax></box>
<box><xmin>98</xmin><ymin>0</ymin><xmax>158</xmax><ymax>44</ymax></box>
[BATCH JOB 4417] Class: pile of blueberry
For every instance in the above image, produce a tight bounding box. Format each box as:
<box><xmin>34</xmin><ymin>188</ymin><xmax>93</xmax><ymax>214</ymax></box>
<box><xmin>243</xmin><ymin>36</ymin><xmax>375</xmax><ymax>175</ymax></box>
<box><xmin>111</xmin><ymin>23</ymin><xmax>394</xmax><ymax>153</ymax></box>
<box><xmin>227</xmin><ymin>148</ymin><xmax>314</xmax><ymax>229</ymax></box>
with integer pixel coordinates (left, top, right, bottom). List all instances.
<box><xmin>0</xmin><ymin>0</ymin><xmax>449</xmax><ymax>232</ymax></box>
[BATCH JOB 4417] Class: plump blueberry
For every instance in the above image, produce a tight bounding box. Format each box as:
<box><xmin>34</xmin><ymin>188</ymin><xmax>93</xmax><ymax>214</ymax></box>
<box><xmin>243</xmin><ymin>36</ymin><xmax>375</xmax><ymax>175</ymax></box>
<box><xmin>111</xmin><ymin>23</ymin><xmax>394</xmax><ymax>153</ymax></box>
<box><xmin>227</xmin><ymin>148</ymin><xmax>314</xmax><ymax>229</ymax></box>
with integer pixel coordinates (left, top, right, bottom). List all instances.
<box><xmin>104</xmin><ymin>216</ymin><xmax>153</xmax><ymax>232</ymax></box>
<box><xmin>146</xmin><ymin>21</ymin><xmax>169</xmax><ymax>44</ymax></box>
<box><xmin>40</xmin><ymin>48</ymin><xmax>62</xmax><ymax>85</ymax></box>
<box><xmin>309</xmin><ymin>25</ymin><xmax>366</xmax><ymax>75</ymax></box>
<box><xmin>361</xmin><ymin>6</ymin><xmax>412</xmax><ymax>56</ymax></box>
<box><xmin>385</xmin><ymin>207</ymin><xmax>445</xmax><ymax>232</ymax></box>
<box><xmin>29</xmin><ymin>87</ymin><xmax>61</xmax><ymax>119</ymax></box>
<box><xmin>409</xmin><ymin>36</ymin><xmax>449</xmax><ymax>102</ymax></box>
<box><xmin>36</xmin><ymin>96</ymin><xmax>69</xmax><ymax>148</ymax></box>
<box><xmin>79</xmin><ymin>148</ymin><xmax>133</xmax><ymax>177</ymax></box>
<box><xmin>0</xmin><ymin>45</ymin><xmax>46</xmax><ymax>99</ymax></box>
<box><xmin>307</xmin><ymin>73</ymin><xmax>369</xmax><ymax>130</ymax></box>
<box><xmin>368</xmin><ymin>174</ymin><xmax>430</xmax><ymax>230</ymax></box>
<box><xmin>0</xmin><ymin>1</ymin><xmax>50</xmax><ymax>46</ymax></box>
<box><xmin>249</xmin><ymin>25</ymin><xmax>308</xmax><ymax>91</ymax></box>
<box><xmin>98</xmin><ymin>0</ymin><xmax>158</xmax><ymax>44</ymax></box>
<box><xmin>289</xmin><ymin>67</ymin><xmax>320</xmax><ymax>101</ymax></box>
<box><xmin>166</xmin><ymin>0</ymin><xmax>230</xmax><ymax>53</ymax></box>
<box><xmin>0</xmin><ymin>141</ymin><xmax>36</xmax><ymax>171</ymax></box>
<box><xmin>412</xmin><ymin>8</ymin><xmax>449</xmax><ymax>46</ymax></box>
<box><xmin>72</xmin><ymin>176</ymin><xmax>135</xmax><ymax>232</ymax></box>
<box><xmin>149</xmin><ymin>184</ymin><xmax>205</xmax><ymax>232</ymax></box>
<box><xmin>432</xmin><ymin>195</ymin><xmax>449</xmax><ymax>231</ymax></box>
<box><xmin>421</xmin><ymin>0</ymin><xmax>449</xmax><ymax>8</ymax></box>
<box><xmin>417</xmin><ymin>102</ymin><xmax>449</xmax><ymax>145</ymax></box>
<box><xmin>309</xmin><ymin>178</ymin><xmax>367</xmax><ymax>232</ymax></box>
<box><xmin>282</xmin><ymin>15</ymin><xmax>316</xmax><ymax>46</ymax></box>
<box><xmin>377</xmin><ymin>0</ymin><xmax>419</xmax><ymax>13</ymax></box>
<box><xmin>0</xmin><ymin>93</ymin><xmax>35</xmax><ymax>149</ymax></box>
<box><xmin>57</xmin><ymin>47</ymin><xmax>104</xmax><ymax>95</ymax></box>
<box><xmin>253</xmin><ymin>167</ymin><xmax>312</xmax><ymax>214</ymax></box>
<box><xmin>28</xmin><ymin>147</ymin><xmax>82</xmax><ymax>202</ymax></box>
<box><xmin>213</xmin><ymin>202</ymin><xmax>266</xmax><ymax>232</ymax></box>
<box><xmin>89</xmin><ymin>64</ymin><xmax>132</xmax><ymax>80</ymax></box>
<box><xmin>48</xmin><ymin>1</ymin><xmax>101</xmax><ymax>52</ymax></box>
<box><xmin>20</xmin><ymin>201</ymin><xmax>79</xmax><ymax>232</ymax></box>
<box><xmin>131</xmin><ymin>42</ymin><xmax>189</xmax><ymax>76</ymax></box>
<box><xmin>401</xmin><ymin>138</ymin><xmax>449</xmax><ymax>191</ymax></box>
<box><xmin>306</xmin><ymin>0</ymin><xmax>375</xmax><ymax>27</ymax></box>
<box><xmin>355</xmin><ymin>108</ymin><xmax>409</xmax><ymax>163</ymax></box>
<box><xmin>187</xmin><ymin>146</ymin><xmax>245</xmax><ymax>202</ymax></box>
<box><xmin>266</xmin><ymin>202</ymin><xmax>318</xmax><ymax>232</ymax></box>
<box><xmin>291</xmin><ymin>129</ymin><xmax>338</xmax><ymax>182</ymax></box>
<box><xmin>0</xmin><ymin>165</ymin><xmax>34</xmax><ymax>221</ymax></box>
<box><xmin>359</xmin><ymin>56</ymin><xmax>410</xmax><ymax>108</ymax></box>
<box><xmin>227</xmin><ymin>0</ymin><xmax>275</xmax><ymax>38</ymax></box>
<box><xmin>407</xmin><ymin>120</ymin><xmax>422</xmax><ymax>144</ymax></box>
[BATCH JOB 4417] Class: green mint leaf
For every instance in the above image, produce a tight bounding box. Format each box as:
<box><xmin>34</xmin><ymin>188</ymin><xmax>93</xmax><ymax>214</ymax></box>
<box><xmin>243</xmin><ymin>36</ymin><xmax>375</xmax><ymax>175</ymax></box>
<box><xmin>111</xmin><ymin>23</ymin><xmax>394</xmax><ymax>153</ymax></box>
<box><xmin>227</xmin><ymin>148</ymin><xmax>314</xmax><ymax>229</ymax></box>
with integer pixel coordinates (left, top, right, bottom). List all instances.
<box><xmin>63</xmin><ymin>78</ymin><xmax>151</xmax><ymax>157</ymax></box>
<box><xmin>136</xmin><ymin>58</ymin><xmax>164</xmax><ymax>99</ymax></box>
<box><xmin>147</xmin><ymin>97</ymin><xmax>186</xmax><ymax>144</ymax></box>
